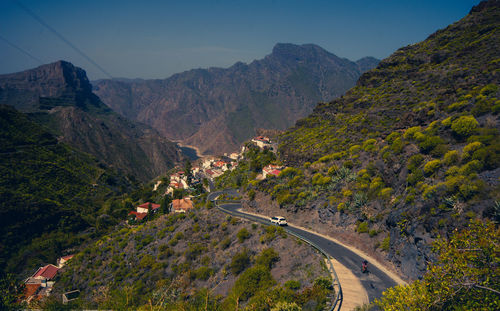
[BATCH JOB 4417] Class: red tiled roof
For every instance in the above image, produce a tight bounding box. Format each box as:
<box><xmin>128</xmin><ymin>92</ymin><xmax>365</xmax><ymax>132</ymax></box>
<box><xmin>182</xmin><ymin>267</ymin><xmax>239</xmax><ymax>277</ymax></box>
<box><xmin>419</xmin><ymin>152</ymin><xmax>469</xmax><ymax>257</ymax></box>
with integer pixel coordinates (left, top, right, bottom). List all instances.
<box><xmin>137</xmin><ymin>202</ymin><xmax>160</xmax><ymax>210</ymax></box>
<box><xmin>170</xmin><ymin>182</ymin><xmax>183</xmax><ymax>189</ymax></box>
<box><xmin>33</xmin><ymin>264</ymin><xmax>59</xmax><ymax>280</ymax></box>
<box><xmin>61</xmin><ymin>254</ymin><xmax>74</xmax><ymax>261</ymax></box>
<box><xmin>172</xmin><ymin>198</ymin><xmax>193</xmax><ymax>212</ymax></box>
<box><xmin>214</xmin><ymin>161</ymin><xmax>227</xmax><ymax>167</ymax></box>
<box><xmin>24</xmin><ymin>283</ymin><xmax>41</xmax><ymax>298</ymax></box>
<box><xmin>128</xmin><ymin>211</ymin><xmax>148</xmax><ymax>220</ymax></box>
<box><xmin>270</xmin><ymin>170</ymin><xmax>281</xmax><ymax>176</ymax></box>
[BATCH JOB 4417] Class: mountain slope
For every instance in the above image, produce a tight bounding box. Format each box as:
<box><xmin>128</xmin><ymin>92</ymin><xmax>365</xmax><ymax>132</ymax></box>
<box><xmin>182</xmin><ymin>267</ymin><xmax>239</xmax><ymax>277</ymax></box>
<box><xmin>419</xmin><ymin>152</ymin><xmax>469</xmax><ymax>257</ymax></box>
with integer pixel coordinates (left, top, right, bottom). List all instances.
<box><xmin>0</xmin><ymin>61</ymin><xmax>183</xmax><ymax>181</ymax></box>
<box><xmin>53</xmin><ymin>207</ymin><xmax>333</xmax><ymax>309</ymax></box>
<box><xmin>0</xmin><ymin>105</ymin><xmax>133</xmax><ymax>274</ymax></box>
<box><xmin>93</xmin><ymin>44</ymin><xmax>379</xmax><ymax>154</ymax></box>
<box><xmin>232</xmin><ymin>1</ymin><xmax>499</xmax><ymax>280</ymax></box>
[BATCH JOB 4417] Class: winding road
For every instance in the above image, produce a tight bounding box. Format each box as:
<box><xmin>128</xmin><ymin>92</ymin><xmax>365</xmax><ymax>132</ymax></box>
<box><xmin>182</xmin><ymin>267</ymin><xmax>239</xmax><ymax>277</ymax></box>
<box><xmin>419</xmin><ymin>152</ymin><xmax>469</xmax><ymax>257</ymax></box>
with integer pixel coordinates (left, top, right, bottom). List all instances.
<box><xmin>208</xmin><ymin>190</ymin><xmax>401</xmax><ymax>309</ymax></box>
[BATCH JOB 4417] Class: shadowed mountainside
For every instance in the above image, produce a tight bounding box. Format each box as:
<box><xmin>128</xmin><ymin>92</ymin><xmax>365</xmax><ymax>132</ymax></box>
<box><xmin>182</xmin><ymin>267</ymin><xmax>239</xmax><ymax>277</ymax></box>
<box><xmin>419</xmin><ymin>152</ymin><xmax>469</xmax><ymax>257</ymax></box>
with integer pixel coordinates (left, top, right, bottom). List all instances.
<box><xmin>0</xmin><ymin>61</ymin><xmax>183</xmax><ymax>181</ymax></box>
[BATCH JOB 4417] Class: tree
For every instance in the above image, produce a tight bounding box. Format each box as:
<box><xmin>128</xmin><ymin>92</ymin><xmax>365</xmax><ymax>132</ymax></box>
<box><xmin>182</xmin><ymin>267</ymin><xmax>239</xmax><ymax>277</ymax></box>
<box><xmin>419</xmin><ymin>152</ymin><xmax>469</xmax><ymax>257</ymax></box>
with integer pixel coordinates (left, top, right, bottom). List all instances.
<box><xmin>184</xmin><ymin>160</ymin><xmax>193</xmax><ymax>184</ymax></box>
<box><xmin>161</xmin><ymin>195</ymin><xmax>172</xmax><ymax>214</ymax></box>
<box><xmin>376</xmin><ymin>220</ymin><xmax>500</xmax><ymax>310</ymax></box>
<box><xmin>0</xmin><ymin>273</ymin><xmax>25</xmax><ymax>309</ymax></box>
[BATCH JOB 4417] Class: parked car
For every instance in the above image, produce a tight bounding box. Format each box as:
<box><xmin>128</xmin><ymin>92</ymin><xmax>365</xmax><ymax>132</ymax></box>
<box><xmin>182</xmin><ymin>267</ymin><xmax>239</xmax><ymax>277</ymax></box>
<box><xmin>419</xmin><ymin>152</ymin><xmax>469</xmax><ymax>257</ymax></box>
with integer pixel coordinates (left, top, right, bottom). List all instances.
<box><xmin>270</xmin><ymin>216</ymin><xmax>287</xmax><ymax>226</ymax></box>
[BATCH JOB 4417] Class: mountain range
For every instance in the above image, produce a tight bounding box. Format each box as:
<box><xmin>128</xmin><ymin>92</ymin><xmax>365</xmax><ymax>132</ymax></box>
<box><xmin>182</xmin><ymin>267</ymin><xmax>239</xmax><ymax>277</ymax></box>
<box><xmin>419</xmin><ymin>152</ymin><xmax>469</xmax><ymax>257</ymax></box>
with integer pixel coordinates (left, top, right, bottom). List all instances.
<box><xmin>0</xmin><ymin>61</ymin><xmax>183</xmax><ymax>181</ymax></box>
<box><xmin>93</xmin><ymin>43</ymin><xmax>379</xmax><ymax>154</ymax></box>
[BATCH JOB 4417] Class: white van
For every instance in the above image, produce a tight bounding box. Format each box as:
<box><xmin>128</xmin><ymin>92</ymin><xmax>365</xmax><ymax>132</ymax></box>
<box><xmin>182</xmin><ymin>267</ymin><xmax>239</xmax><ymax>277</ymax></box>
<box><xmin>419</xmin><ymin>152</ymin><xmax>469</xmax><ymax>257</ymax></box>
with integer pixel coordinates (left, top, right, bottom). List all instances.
<box><xmin>270</xmin><ymin>216</ymin><xmax>287</xmax><ymax>226</ymax></box>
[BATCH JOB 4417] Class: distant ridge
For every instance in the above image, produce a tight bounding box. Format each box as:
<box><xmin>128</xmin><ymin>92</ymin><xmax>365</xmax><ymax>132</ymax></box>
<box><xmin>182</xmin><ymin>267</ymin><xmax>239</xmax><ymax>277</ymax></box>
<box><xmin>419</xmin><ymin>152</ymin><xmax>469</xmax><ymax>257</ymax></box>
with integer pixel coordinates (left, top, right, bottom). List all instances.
<box><xmin>93</xmin><ymin>43</ymin><xmax>379</xmax><ymax>154</ymax></box>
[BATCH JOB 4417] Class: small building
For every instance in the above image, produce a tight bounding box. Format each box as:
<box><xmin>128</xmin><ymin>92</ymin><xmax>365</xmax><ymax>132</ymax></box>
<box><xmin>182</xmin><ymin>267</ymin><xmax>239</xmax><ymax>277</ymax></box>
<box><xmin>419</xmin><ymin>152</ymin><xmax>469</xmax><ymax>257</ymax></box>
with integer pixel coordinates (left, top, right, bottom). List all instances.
<box><xmin>251</xmin><ymin>136</ymin><xmax>272</xmax><ymax>149</ymax></box>
<box><xmin>136</xmin><ymin>202</ymin><xmax>161</xmax><ymax>214</ymax></box>
<box><xmin>32</xmin><ymin>264</ymin><xmax>59</xmax><ymax>281</ymax></box>
<box><xmin>57</xmin><ymin>255</ymin><xmax>74</xmax><ymax>268</ymax></box>
<box><xmin>229</xmin><ymin>152</ymin><xmax>239</xmax><ymax>160</ymax></box>
<box><xmin>171</xmin><ymin>198</ymin><xmax>194</xmax><ymax>213</ymax></box>
<box><xmin>205</xmin><ymin>168</ymin><xmax>223</xmax><ymax>180</ymax></box>
<box><xmin>128</xmin><ymin>211</ymin><xmax>148</xmax><ymax>221</ymax></box>
<box><xmin>62</xmin><ymin>290</ymin><xmax>80</xmax><ymax>304</ymax></box>
<box><xmin>262</xmin><ymin>164</ymin><xmax>283</xmax><ymax>178</ymax></box>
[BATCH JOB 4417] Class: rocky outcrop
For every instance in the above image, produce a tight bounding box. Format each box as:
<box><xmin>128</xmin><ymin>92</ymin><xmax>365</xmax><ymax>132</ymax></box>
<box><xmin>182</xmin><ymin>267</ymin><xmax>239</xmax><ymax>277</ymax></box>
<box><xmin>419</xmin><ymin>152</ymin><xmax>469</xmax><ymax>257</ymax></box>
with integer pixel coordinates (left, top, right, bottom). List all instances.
<box><xmin>93</xmin><ymin>44</ymin><xmax>379</xmax><ymax>154</ymax></box>
<box><xmin>0</xmin><ymin>61</ymin><xmax>183</xmax><ymax>181</ymax></box>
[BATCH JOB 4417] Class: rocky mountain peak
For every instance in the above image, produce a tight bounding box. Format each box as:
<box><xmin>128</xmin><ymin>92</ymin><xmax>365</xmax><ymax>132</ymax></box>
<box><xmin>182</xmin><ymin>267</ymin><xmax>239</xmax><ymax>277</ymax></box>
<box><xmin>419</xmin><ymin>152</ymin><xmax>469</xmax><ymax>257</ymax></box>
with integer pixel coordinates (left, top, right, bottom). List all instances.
<box><xmin>270</xmin><ymin>43</ymin><xmax>340</xmax><ymax>64</ymax></box>
<box><xmin>0</xmin><ymin>60</ymin><xmax>91</xmax><ymax>98</ymax></box>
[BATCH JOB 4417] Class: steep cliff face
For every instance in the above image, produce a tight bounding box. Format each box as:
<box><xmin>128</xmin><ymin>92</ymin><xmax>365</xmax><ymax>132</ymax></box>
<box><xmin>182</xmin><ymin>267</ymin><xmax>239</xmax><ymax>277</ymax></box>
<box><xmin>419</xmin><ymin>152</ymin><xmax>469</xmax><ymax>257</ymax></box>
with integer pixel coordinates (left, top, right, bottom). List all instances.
<box><xmin>93</xmin><ymin>44</ymin><xmax>379</xmax><ymax>154</ymax></box>
<box><xmin>0</xmin><ymin>61</ymin><xmax>183</xmax><ymax>181</ymax></box>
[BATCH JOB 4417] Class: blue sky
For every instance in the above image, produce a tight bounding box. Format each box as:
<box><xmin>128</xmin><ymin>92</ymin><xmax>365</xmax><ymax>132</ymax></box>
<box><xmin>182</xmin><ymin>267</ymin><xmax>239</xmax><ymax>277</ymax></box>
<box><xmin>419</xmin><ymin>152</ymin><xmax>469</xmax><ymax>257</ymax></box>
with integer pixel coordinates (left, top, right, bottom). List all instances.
<box><xmin>0</xmin><ymin>0</ymin><xmax>481</xmax><ymax>80</ymax></box>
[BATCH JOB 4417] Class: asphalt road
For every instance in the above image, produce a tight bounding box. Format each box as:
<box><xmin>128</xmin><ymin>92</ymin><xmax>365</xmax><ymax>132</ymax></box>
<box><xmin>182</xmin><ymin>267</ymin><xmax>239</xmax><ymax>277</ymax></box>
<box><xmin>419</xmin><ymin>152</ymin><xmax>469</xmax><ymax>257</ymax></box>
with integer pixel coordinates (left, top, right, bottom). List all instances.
<box><xmin>207</xmin><ymin>190</ymin><xmax>399</xmax><ymax>303</ymax></box>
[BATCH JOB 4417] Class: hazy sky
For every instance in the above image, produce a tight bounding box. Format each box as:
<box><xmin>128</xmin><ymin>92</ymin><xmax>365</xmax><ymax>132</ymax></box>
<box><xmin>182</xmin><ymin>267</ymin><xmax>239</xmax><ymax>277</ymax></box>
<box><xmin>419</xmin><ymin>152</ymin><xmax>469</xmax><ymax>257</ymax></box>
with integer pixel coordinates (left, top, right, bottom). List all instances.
<box><xmin>0</xmin><ymin>0</ymin><xmax>481</xmax><ymax>80</ymax></box>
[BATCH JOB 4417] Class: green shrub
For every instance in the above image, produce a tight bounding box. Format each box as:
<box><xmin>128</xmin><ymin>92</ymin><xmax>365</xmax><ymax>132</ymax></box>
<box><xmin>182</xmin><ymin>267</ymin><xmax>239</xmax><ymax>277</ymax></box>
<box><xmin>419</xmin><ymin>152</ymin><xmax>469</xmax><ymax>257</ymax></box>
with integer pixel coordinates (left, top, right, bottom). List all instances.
<box><xmin>369</xmin><ymin>229</ymin><xmax>378</xmax><ymax>237</ymax></box>
<box><xmin>312</xmin><ymin>173</ymin><xmax>331</xmax><ymax>186</ymax></box>
<box><xmin>386</xmin><ymin>132</ymin><xmax>401</xmax><ymax>144</ymax></box>
<box><xmin>232</xmin><ymin>265</ymin><xmax>275</xmax><ymax>301</ymax></box>
<box><xmin>237</xmin><ymin>227</ymin><xmax>251</xmax><ymax>243</ymax></box>
<box><xmin>451</xmin><ymin>115</ymin><xmax>479</xmax><ymax>137</ymax></box>
<box><xmin>404</xmin><ymin>126</ymin><xmax>422</xmax><ymax>140</ymax></box>
<box><xmin>424</xmin><ymin>160</ymin><xmax>441</xmax><ymax>176</ymax></box>
<box><xmin>479</xmin><ymin>83</ymin><xmax>498</xmax><ymax>96</ymax></box>
<box><xmin>220</xmin><ymin>237</ymin><xmax>231</xmax><ymax>250</ymax></box>
<box><xmin>230</xmin><ymin>250</ymin><xmax>251</xmax><ymax>275</ymax></box>
<box><xmin>459</xmin><ymin>160</ymin><xmax>483</xmax><ymax>175</ymax></box>
<box><xmin>284</xmin><ymin>280</ymin><xmax>301</xmax><ymax>291</ymax></box>
<box><xmin>441</xmin><ymin>117</ymin><xmax>452</xmax><ymax>127</ymax></box>
<box><xmin>381</xmin><ymin>235</ymin><xmax>390</xmax><ymax>251</ymax></box>
<box><xmin>391</xmin><ymin>137</ymin><xmax>404</xmax><ymax>154</ymax></box>
<box><xmin>357</xmin><ymin>222</ymin><xmax>369</xmax><ymax>233</ymax></box>
<box><xmin>462</xmin><ymin>141</ymin><xmax>483</xmax><ymax>159</ymax></box>
<box><xmin>349</xmin><ymin>145</ymin><xmax>361</xmax><ymax>155</ymax></box>
<box><xmin>194</xmin><ymin>266</ymin><xmax>213</xmax><ymax>281</ymax></box>
<box><xmin>279</xmin><ymin>167</ymin><xmax>301</xmax><ymax>178</ymax></box>
<box><xmin>443</xmin><ymin>150</ymin><xmax>460</xmax><ymax>166</ymax></box>
<box><xmin>248</xmin><ymin>189</ymin><xmax>256</xmax><ymax>201</ymax></box>
<box><xmin>379</xmin><ymin>187</ymin><xmax>393</xmax><ymax>200</ymax></box>
<box><xmin>255</xmin><ymin>248</ymin><xmax>280</xmax><ymax>269</ymax></box>
<box><xmin>407</xmin><ymin>154</ymin><xmax>424</xmax><ymax>172</ymax></box>
<box><xmin>418</xmin><ymin>135</ymin><xmax>445</xmax><ymax>153</ymax></box>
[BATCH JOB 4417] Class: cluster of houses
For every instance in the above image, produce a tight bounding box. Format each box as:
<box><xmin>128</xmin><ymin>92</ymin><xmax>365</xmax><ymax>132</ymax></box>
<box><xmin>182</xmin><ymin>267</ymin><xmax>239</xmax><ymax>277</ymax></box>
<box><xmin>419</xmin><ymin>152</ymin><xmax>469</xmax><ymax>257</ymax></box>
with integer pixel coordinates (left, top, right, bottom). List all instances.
<box><xmin>128</xmin><ymin>135</ymin><xmax>281</xmax><ymax>222</ymax></box>
<box><xmin>23</xmin><ymin>255</ymin><xmax>77</xmax><ymax>304</ymax></box>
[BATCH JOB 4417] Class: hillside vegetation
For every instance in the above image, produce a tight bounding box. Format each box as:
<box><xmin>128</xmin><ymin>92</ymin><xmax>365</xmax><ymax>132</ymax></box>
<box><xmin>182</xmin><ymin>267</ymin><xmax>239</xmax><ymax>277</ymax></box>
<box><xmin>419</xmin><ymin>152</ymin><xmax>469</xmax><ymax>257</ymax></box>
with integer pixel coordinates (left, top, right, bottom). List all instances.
<box><xmin>51</xmin><ymin>201</ymin><xmax>334</xmax><ymax>310</ymax></box>
<box><xmin>215</xmin><ymin>0</ymin><xmax>500</xmax><ymax>289</ymax></box>
<box><xmin>0</xmin><ymin>105</ymin><xmax>135</xmax><ymax>275</ymax></box>
<box><xmin>0</xmin><ymin>61</ymin><xmax>183</xmax><ymax>181</ymax></box>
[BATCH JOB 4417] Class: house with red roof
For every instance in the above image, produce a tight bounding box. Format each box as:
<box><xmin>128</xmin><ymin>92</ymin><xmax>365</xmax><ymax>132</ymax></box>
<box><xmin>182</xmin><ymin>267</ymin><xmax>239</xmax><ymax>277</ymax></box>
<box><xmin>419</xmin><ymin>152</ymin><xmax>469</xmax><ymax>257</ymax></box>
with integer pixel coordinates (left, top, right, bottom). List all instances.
<box><xmin>128</xmin><ymin>202</ymin><xmax>161</xmax><ymax>221</ymax></box>
<box><xmin>128</xmin><ymin>211</ymin><xmax>148</xmax><ymax>221</ymax></box>
<box><xmin>136</xmin><ymin>202</ymin><xmax>161</xmax><ymax>214</ymax></box>
<box><xmin>32</xmin><ymin>264</ymin><xmax>59</xmax><ymax>281</ymax></box>
<box><xmin>262</xmin><ymin>164</ymin><xmax>283</xmax><ymax>178</ymax></box>
<box><xmin>57</xmin><ymin>255</ymin><xmax>74</xmax><ymax>268</ymax></box>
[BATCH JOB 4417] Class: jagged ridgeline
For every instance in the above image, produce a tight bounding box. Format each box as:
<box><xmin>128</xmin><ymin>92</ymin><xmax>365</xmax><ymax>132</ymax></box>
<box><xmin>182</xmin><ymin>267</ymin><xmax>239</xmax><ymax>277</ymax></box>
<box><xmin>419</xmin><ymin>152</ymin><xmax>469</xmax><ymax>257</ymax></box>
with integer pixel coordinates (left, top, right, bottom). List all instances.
<box><xmin>274</xmin><ymin>1</ymin><xmax>499</xmax><ymax>277</ymax></box>
<box><xmin>0</xmin><ymin>105</ymin><xmax>133</xmax><ymax>274</ymax></box>
<box><xmin>0</xmin><ymin>61</ymin><xmax>183</xmax><ymax>182</ymax></box>
<box><xmin>93</xmin><ymin>44</ymin><xmax>379</xmax><ymax>155</ymax></box>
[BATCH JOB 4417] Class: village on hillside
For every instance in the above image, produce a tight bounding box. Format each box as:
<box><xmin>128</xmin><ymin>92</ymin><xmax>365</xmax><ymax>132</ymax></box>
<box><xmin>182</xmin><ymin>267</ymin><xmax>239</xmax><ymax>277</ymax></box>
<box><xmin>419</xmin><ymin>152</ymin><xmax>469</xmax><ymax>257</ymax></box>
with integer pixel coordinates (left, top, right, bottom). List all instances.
<box><xmin>22</xmin><ymin>135</ymin><xmax>282</xmax><ymax>305</ymax></box>
<box><xmin>128</xmin><ymin>135</ymin><xmax>282</xmax><ymax>222</ymax></box>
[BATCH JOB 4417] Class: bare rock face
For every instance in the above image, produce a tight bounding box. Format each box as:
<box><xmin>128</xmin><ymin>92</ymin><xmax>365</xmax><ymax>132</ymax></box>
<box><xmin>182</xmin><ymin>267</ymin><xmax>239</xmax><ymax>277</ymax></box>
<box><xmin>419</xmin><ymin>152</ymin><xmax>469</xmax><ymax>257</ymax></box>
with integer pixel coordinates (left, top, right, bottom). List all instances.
<box><xmin>0</xmin><ymin>61</ymin><xmax>183</xmax><ymax>181</ymax></box>
<box><xmin>93</xmin><ymin>44</ymin><xmax>379</xmax><ymax>155</ymax></box>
